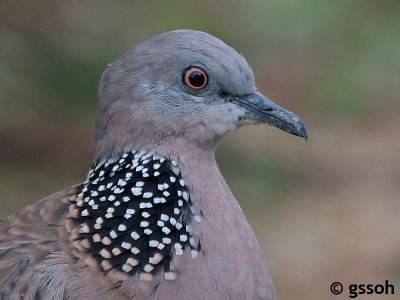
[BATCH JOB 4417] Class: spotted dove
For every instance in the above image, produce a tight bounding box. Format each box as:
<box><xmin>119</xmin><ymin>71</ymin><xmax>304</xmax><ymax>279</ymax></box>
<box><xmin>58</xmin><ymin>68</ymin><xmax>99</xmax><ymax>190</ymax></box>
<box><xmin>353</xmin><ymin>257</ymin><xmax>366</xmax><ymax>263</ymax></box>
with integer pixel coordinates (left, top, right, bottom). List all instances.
<box><xmin>0</xmin><ymin>30</ymin><xmax>307</xmax><ymax>300</ymax></box>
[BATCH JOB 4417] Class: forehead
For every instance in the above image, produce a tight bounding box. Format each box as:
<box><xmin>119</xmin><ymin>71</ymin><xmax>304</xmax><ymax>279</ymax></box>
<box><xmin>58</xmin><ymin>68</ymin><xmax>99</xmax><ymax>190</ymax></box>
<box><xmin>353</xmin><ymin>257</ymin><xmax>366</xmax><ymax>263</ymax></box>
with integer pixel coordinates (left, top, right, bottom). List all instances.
<box><xmin>116</xmin><ymin>30</ymin><xmax>256</xmax><ymax>96</ymax></box>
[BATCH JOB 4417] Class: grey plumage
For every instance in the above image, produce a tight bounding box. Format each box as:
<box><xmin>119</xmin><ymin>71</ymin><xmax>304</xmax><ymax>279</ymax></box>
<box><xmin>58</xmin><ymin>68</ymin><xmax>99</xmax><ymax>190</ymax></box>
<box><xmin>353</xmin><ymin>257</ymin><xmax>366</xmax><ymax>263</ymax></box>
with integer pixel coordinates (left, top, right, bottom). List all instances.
<box><xmin>0</xmin><ymin>30</ymin><xmax>306</xmax><ymax>299</ymax></box>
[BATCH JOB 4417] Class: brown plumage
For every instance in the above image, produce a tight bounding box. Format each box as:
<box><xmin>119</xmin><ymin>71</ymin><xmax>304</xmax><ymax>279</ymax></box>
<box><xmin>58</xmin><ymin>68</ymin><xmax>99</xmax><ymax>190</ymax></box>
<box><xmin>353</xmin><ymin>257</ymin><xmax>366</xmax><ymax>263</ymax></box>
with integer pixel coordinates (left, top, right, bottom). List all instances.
<box><xmin>0</xmin><ymin>30</ymin><xmax>306</xmax><ymax>299</ymax></box>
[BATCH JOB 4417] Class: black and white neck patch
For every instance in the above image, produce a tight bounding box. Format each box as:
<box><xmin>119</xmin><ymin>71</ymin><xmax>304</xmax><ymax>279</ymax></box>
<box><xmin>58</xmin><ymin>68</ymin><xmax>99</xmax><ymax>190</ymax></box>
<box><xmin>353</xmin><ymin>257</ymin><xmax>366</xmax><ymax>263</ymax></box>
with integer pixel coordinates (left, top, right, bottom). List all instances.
<box><xmin>67</xmin><ymin>151</ymin><xmax>200</xmax><ymax>281</ymax></box>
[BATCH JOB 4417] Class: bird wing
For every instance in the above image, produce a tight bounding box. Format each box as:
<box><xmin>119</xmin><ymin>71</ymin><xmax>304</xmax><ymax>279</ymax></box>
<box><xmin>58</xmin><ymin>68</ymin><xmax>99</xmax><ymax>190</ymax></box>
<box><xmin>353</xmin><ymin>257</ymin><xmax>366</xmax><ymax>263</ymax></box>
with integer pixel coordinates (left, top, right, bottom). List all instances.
<box><xmin>0</xmin><ymin>187</ymin><xmax>76</xmax><ymax>299</ymax></box>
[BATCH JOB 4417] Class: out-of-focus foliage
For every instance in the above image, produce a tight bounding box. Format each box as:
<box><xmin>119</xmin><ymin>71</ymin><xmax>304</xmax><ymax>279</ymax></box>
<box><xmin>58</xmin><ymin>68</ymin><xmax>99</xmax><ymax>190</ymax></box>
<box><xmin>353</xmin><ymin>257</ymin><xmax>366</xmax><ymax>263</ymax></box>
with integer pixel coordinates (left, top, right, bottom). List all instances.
<box><xmin>1</xmin><ymin>1</ymin><xmax>399</xmax><ymax>299</ymax></box>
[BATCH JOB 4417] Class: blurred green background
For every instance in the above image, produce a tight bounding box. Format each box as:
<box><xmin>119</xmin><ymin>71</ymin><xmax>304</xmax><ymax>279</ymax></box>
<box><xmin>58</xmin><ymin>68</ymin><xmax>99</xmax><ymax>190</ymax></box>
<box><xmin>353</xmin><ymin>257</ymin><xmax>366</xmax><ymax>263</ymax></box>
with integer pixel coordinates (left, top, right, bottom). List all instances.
<box><xmin>1</xmin><ymin>0</ymin><xmax>399</xmax><ymax>299</ymax></box>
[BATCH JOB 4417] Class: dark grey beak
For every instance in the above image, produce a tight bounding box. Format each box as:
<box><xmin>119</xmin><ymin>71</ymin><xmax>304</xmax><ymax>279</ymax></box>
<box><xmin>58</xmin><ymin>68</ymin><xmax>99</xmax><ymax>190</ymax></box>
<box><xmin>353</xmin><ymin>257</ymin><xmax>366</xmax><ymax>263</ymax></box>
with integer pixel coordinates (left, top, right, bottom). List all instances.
<box><xmin>232</xmin><ymin>92</ymin><xmax>308</xmax><ymax>139</ymax></box>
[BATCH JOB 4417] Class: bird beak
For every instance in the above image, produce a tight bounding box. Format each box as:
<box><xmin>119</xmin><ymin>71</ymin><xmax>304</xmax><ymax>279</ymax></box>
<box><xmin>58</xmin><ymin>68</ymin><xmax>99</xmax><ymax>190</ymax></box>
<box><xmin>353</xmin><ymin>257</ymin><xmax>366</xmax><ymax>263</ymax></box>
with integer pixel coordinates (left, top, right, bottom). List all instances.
<box><xmin>232</xmin><ymin>91</ymin><xmax>308</xmax><ymax>139</ymax></box>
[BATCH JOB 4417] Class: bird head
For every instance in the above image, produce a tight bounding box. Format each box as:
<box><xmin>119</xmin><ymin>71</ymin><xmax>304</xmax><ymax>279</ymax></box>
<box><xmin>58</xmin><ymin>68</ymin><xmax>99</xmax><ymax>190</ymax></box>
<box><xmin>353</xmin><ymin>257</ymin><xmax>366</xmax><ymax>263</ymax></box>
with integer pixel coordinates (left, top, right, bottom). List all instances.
<box><xmin>95</xmin><ymin>30</ymin><xmax>307</xmax><ymax>161</ymax></box>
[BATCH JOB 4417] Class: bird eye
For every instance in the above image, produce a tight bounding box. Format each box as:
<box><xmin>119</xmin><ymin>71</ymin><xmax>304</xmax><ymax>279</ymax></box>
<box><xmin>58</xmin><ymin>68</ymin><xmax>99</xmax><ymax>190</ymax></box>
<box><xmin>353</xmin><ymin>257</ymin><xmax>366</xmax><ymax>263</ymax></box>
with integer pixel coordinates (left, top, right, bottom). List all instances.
<box><xmin>183</xmin><ymin>67</ymin><xmax>208</xmax><ymax>90</ymax></box>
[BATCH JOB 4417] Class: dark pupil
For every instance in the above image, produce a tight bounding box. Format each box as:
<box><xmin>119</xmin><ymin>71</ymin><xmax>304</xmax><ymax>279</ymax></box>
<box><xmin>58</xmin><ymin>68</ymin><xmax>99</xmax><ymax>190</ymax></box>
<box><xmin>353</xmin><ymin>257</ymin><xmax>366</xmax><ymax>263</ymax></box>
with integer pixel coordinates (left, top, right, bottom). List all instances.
<box><xmin>188</xmin><ymin>71</ymin><xmax>205</xmax><ymax>87</ymax></box>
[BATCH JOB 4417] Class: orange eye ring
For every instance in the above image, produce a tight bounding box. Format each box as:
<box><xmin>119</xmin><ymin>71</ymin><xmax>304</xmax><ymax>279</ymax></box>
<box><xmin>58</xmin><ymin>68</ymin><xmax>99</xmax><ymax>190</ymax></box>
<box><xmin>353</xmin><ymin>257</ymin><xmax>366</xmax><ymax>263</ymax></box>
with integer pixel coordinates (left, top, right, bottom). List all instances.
<box><xmin>183</xmin><ymin>67</ymin><xmax>208</xmax><ymax>90</ymax></box>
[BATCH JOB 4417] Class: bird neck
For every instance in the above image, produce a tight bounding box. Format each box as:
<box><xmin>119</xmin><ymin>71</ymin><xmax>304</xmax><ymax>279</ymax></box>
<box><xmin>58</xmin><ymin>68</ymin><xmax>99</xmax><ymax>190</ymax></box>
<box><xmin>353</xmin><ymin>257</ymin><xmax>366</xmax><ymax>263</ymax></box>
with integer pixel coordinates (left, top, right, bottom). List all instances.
<box><xmin>66</xmin><ymin>150</ymin><xmax>201</xmax><ymax>282</ymax></box>
<box><xmin>66</xmin><ymin>144</ymin><xmax>267</xmax><ymax>288</ymax></box>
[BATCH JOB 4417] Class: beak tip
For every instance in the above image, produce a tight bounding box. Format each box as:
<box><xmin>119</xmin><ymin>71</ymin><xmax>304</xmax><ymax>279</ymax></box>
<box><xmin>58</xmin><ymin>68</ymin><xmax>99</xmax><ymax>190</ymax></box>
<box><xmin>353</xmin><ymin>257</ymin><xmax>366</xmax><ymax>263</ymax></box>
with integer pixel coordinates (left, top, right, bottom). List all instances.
<box><xmin>296</xmin><ymin>121</ymin><xmax>308</xmax><ymax>141</ymax></box>
<box><xmin>301</xmin><ymin>132</ymin><xmax>308</xmax><ymax>141</ymax></box>
<box><xmin>284</xmin><ymin>117</ymin><xmax>307</xmax><ymax>140</ymax></box>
